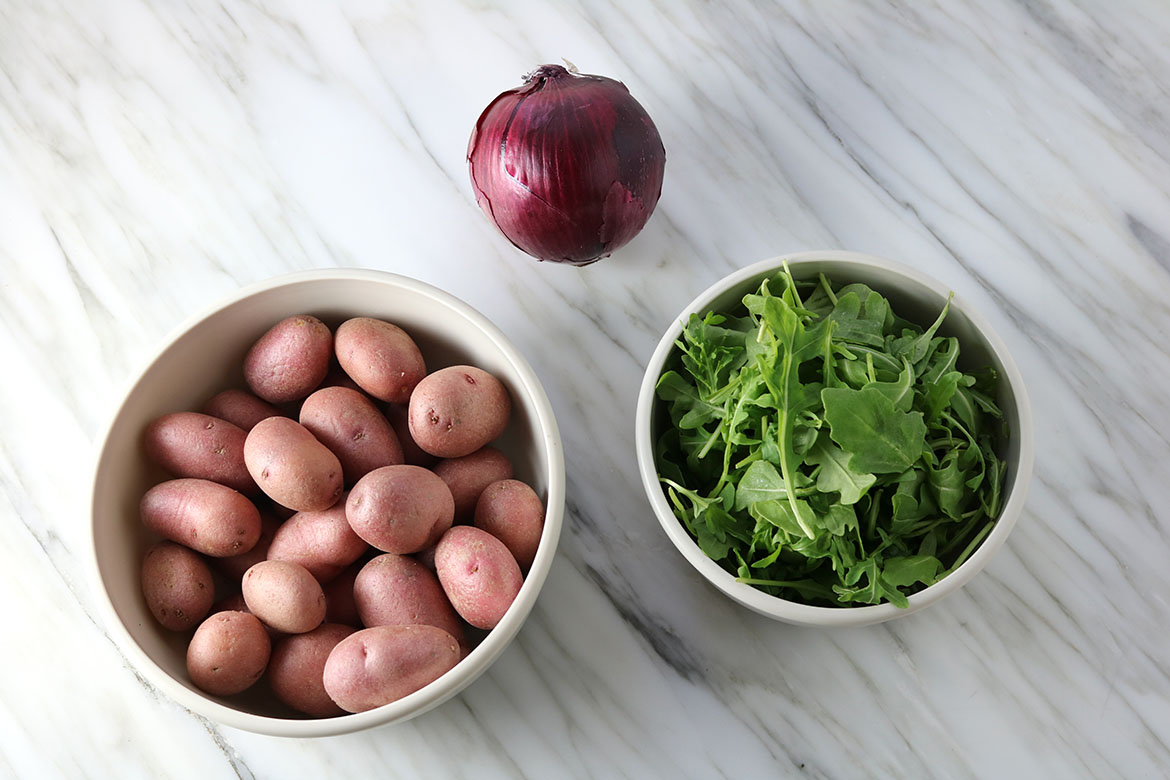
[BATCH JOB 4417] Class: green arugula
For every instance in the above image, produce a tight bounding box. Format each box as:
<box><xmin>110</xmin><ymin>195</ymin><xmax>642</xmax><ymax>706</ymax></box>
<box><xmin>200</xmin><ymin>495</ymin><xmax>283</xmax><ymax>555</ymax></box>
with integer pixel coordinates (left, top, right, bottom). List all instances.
<box><xmin>654</xmin><ymin>267</ymin><xmax>1008</xmax><ymax>607</ymax></box>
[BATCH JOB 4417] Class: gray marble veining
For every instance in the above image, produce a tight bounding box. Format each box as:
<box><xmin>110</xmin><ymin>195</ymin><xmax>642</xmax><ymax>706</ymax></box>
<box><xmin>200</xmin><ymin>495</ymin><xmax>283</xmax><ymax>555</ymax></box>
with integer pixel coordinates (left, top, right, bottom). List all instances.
<box><xmin>2</xmin><ymin>0</ymin><xmax>1169</xmax><ymax>777</ymax></box>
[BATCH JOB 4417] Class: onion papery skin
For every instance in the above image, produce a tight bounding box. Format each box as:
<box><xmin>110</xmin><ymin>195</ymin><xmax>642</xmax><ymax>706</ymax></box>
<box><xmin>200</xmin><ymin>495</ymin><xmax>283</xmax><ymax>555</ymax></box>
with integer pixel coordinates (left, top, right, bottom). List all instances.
<box><xmin>467</xmin><ymin>65</ymin><xmax>666</xmax><ymax>266</ymax></box>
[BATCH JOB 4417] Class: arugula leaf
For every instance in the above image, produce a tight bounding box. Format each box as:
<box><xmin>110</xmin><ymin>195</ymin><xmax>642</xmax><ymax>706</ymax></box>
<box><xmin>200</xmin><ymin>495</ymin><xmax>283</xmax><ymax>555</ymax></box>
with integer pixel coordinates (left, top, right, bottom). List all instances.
<box><xmin>654</xmin><ymin>267</ymin><xmax>1007</xmax><ymax>608</ymax></box>
<box><xmin>865</xmin><ymin>358</ymin><xmax>915</xmax><ymax>412</ymax></box>
<box><xmin>735</xmin><ymin>460</ymin><xmax>813</xmax><ymax>509</ymax></box>
<box><xmin>805</xmin><ymin>431</ymin><xmax>876</xmax><ymax>505</ymax></box>
<box><xmin>821</xmin><ymin>385</ymin><xmax>928</xmax><ymax>474</ymax></box>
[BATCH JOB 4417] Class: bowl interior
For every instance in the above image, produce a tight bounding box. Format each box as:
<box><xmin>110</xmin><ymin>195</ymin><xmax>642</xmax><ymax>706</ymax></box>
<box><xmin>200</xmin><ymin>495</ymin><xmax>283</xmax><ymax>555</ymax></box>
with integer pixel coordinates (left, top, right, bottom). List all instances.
<box><xmin>641</xmin><ymin>253</ymin><xmax>1032</xmax><ymax>625</ymax></box>
<box><xmin>92</xmin><ymin>271</ymin><xmax>562</xmax><ymax>732</ymax></box>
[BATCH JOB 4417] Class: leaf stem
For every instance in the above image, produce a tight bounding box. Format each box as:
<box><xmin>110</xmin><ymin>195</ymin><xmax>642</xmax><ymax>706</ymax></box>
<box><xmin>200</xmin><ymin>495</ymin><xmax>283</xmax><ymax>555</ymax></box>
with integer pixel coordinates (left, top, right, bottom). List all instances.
<box><xmin>818</xmin><ymin>273</ymin><xmax>839</xmax><ymax>305</ymax></box>
<box><xmin>947</xmin><ymin>521</ymin><xmax>994</xmax><ymax>573</ymax></box>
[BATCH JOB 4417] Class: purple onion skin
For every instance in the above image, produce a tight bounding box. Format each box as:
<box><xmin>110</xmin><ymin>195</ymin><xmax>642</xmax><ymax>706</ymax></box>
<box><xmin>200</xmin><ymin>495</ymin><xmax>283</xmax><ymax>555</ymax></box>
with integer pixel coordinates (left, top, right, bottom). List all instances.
<box><xmin>467</xmin><ymin>65</ymin><xmax>666</xmax><ymax>266</ymax></box>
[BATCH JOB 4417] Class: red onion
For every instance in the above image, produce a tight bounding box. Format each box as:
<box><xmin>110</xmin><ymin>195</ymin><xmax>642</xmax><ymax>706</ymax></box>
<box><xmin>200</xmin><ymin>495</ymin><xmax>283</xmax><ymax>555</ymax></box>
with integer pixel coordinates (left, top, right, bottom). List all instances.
<box><xmin>467</xmin><ymin>65</ymin><xmax>666</xmax><ymax>266</ymax></box>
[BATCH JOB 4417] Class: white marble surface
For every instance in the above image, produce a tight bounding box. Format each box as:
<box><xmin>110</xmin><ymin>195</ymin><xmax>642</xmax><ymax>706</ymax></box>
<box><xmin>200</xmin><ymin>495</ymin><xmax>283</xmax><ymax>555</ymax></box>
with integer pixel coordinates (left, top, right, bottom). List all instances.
<box><xmin>2</xmin><ymin>0</ymin><xmax>1169</xmax><ymax>777</ymax></box>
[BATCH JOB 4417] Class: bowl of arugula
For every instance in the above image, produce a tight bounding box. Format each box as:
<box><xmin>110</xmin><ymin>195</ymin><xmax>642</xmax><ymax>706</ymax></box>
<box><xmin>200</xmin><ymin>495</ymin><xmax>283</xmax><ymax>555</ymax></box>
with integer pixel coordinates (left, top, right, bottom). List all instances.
<box><xmin>635</xmin><ymin>251</ymin><xmax>1033</xmax><ymax>626</ymax></box>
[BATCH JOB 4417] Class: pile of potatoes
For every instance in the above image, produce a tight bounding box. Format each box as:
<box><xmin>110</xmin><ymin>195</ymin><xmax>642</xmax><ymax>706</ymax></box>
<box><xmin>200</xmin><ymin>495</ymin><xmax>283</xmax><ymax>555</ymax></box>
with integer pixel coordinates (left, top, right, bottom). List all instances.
<box><xmin>138</xmin><ymin>315</ymin><xmax>545</xmax><ymax>716</ymax></box>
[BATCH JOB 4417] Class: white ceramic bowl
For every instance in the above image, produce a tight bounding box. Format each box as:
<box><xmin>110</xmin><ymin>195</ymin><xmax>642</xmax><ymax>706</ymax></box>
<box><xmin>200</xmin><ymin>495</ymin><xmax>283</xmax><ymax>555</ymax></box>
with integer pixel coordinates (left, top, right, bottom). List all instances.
<box><xmin>635</xmin><ymin>251</ymin><xmax>1033</xmax><ymax>627</ymax></box>
<box><xmin>90</xmin><ymin>269</ymin><xmax>564</xmax><ymax>736</ymax></box>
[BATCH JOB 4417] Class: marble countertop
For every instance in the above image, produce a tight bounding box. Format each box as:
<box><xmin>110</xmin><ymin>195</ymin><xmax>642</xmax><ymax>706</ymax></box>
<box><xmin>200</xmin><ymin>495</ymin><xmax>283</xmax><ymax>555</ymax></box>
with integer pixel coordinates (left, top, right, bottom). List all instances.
<box><xmin>3</xmin><ymin>0</ymin><xmax>1169</xmax><ymax>777</ymax></box>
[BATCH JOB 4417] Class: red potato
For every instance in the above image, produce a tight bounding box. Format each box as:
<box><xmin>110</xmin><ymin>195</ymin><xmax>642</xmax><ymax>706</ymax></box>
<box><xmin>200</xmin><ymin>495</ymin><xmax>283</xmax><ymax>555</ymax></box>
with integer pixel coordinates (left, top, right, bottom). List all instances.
<box><xmin>144</xmin><ymin>412</ymin><xmax>254</xmax><ymax>494</ymax></box>
<box><xmin>384</xmin><ymin>404</ymin><xmax>437</xmax><ymax>468</ymax></box>
<box><xmin>354</xmin><ymin>554</ymin><xmax>464</xmax><ymax>647</ymax></box>
<box><xmin>267</xmin><ymin>500</ymin><xmax>367</xmax><ymax>583</ymax></box>
<box><xmin>268</xmin><ymin>624</ymin><xmax>356</xmax><ymax>717</ymax></box>
<box><xmin>299</xmin><ymin>387</ymin><xmax>403</xmax><ymax>484</ymax></box>
<box><xmin>186</xmin><ymin>611</ymin><xmax>271</xmax><ymax>696</ymax></box>
<box><xmin>244</xmin><ymin>417</ymin><xmax>343</xmax><ymax>512</ymax></box>
<box><xmin>212</xmin><ymin>512</ymin><xmax>281</xmax><ymax>582</ymax></box>
<box><xmin>201</xmin><ymin>389</ymin><xmax>283</xmax><ymax>432</ymax></box>
<box><xmin>323</xmin><ymin>563</ymin><xmax>362</xmax><ymax>627</ymax></box>
<box><xmin>242</xmin><ymin>560</ymin><xmax>326</xmax><ymax>634</ymax></box>
<box><xmin>474</xmin><ymin>480</ymin><xmax>545</xmax><ymax>571</ymax></box>
<box><xmin>323</xmin><ymin>625</ymin><xmax>460</xmax><ymax>713</ymax></box>
<box><xmin>141</xmin><ymin>542</ymin><xmax>215</xmax><ymax>631</ymax></box>
<box><xmin>141</xmin><ymin>478</ymin><xmax>261</xmax><ymax>557</ymax></box>
<box><xmin>244</xmin><ymin>315</ymin><xmax>333</xmax><ymax>403</ymax></box>
<box><xmin>334</xmin><ymin>318</ymin><xmax>426</xmax><ymax>404</ymax></box>
<box><xmin>408</xmin><ymin>366</ymin><xmax>511</xmax><ymax>458</ymax></box>
<box><xmin>346</xmin><ymin>465</ymin><xmax>454</xmax><ymax>554</ymax></box>
<box><xmin>432</xmin><ymin>446</ymin><xmax>513</xmax><ymax>521</ymax></box>
<box><xmin>435</xmin><ymin>526</ymin><xmax>523</xmax><ymax>630</ymax></box>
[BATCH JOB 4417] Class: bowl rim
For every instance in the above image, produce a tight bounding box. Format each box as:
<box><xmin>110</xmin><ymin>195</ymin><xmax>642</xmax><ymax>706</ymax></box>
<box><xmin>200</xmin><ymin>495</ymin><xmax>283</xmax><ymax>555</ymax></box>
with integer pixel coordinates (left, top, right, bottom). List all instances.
<box><xmin>89</xmin><ymin>267</ymin><xmax>565</xmax><ymax>736</ymax></box>
<box><xmin>634</xmin><ymin>250</ymin><xmax>1034</xmax><ymax>627</ymax></box>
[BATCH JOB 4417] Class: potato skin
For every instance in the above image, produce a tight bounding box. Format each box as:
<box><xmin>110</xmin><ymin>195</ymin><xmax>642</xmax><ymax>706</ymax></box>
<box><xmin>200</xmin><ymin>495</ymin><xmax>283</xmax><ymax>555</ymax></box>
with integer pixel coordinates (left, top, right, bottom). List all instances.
<box><xmin>432</xmin><ymin>446</ymin><xmax>513</xmax><ymax>521</ymax></box>
<box><xmin>267</xmin><ymin>500</ymin><xmax>367</xmax><ymax>583</ymax></box>
<box><xmin>244</xmin><ymin>417</ymin><xmax>343</xmax><ymax>512</ymax></box>
<box><xmin>212</xmin><ymin>511</ymin><xmax>281</xmax><ymax>582</ymax></box>
<box><xmin>242</xmin><ymin>560</ymin><xmax>326</xmax><ymax>634</ymax></box>
<box><xmin>269</xmin><ymin>624</ymin><xmax>356</xmax><ymax>717</ymax></box>
<box><xmin>408</xmin><ymin>366</ymin><xmax>511</xmax><ymax>458</ymax></box>
<box><xmin>334</xmin><ymin>318</ymin><xmax>426</xmax><ymax>404</ymax></box>
<box><xmin>201</xmin><ymin>389</ymin><xmax>282</xmax><ymax>432</ymax></box>
<box><xmin>354</xmin><ymin>554</ymin><xmax>464</xmax><ymax>647</ymax></box>
<box><xmin>384</xmin><ymin>404</ymin><xmax>437</xmax><ymax>468</ymax></box>
<box><xmin>299</xmin><ymin>387</ymin><xmax>403</xmax><ymax>484</ymax></box>
<box><xmin>474</xmin><ymin>480</ymin><xmax>545</xmax><ymax>571</ymax></box>
<box><xmin>141</xmin><ymin>478</ymin><xmax>261</xmax><ymax>557</ymax></box>
<box><xmin>323</xmin><ymin>625</ymin><xmax>460</xmax><ymax>713</ymax></box>
<box><xmin>144</xmin><ymin>412</ymin><xmax>254</xmax><ymax>494</ymax></box>
<box><xmin>435</xmin><ymin>526</ymin><xmax>523</xmax><ymax>630</ymax></box>
<box><xmin>244</xmin><ymin>315</ymin><xmax>333</xmax><ymax>404</ymax></box>
<box><xmin>186</xmin><ymin>611</ymin><xmax>271</xmax><ymax>696</ymax></box>
<box><xmin>141</xmin><ymin>542</ymin><xmax>215</xmax><ymax>631</ymax></box>
<box><xmin>346</xmin><ymin>465</ymin><xmax>454</xmax><ymax>554</ymax></box>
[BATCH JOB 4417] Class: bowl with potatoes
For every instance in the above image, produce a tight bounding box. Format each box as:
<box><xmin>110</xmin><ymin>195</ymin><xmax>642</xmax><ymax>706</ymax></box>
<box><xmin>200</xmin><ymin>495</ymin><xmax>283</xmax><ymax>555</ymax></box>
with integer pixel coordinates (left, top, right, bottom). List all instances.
<box><xmin>90</xmin><ymin>269</ymin><xmax>564</xmax><ymax>737</ymax></box>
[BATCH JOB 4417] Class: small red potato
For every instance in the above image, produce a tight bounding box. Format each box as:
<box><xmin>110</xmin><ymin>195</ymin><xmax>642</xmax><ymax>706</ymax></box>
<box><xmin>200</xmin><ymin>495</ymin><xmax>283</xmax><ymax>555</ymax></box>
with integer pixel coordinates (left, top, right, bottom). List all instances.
<box><xmin>432</xmin><ymin>446</ymin><xmax>513</xmax><ymax>521</ymax></box>
<box><xmin>212</xmin><ymin>512</ymin><xmax>281</xmax><ymax>582</ymax></box>
<box><xmin>267</xmin><ymin>500</ymin><xmax>367</xmax><ymax>583</ymax></box>
<box><xmin>141</xmin><ymin>542</ymin><xmax>215</xmax><ymax>631</ymax></box>
<box><xmin>244</xmin><ymin>314</ymin><xmax>333</xmax><ymax>403</ymax></box>
<box><xmin>141</xmin><ymin>478</ymin><xmax>261</xmax><ymax>557</ymax></box>
<box><xmin>299</xmin><ymin>387</ymin><xmax>403</xmax><ymax>484</ymax></box>
<box><xmin>474</xmin><ymin>480</ymin><xmax>545</xmax><ymax>571</ymax></box>
<box><xmin>384</xmin><ymin>404</ymin><xmax>437</xmax><ymax>468</ymax></box>
<box><xmin>244</xmin><ymin>417</ymin><xmax>343</xmax><ymax>512</ymax></box>
<box><xmin>242</xmin><ymin>560</ymin><xmax>326</xmax><ymax>634</ymax></box>
<box><xmin>269</xmin><ymin>624</ymin><xmax>356</xmax><ymax>717</ymax></box>
<box><xmin>354</xmin><ymin>554</ymin><xmax>464</xmax><ymax>647</ymax></box>
<box><xmin>186</xmin><ymin>611</ymin><xmax>271</xmax><ymax>696</ymax></box>
<box><xmin>408</xmin><ymin>366</ymin><xmax>511</xmax><ymax>458</ymax></box>
<box><xmin>334</xmin><ymin>318</ymin><xmax>426</xmax><ymax>404</ymax></box>
<box><xmin>346</xmin><ymin>465</ymin><xmax>454</xmax><ymax>554</ymax></box>
<box><xmin>201</xmin><ymin>389</ymin><xmax>282</xmax><ymax>432</ymax></box>
<box><xmin>323</xmin><ymin>563</ymin><xmax>362</xmax><ymax>627</ymax></box>
<box><xmin>323</xmin><ymin>625</ymin><xmax>460</xmax><ymax>713</ymax></box>
<box><xmin>435</xmin><ymin>526</ymin><xmax>523</xmax><ymax>630</ymax></box>
<box><xmin>144</xmin><ymin>412</ymin><xmax>253</xmax><ymax>494</ymax></box>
